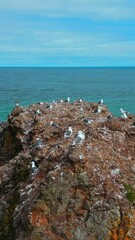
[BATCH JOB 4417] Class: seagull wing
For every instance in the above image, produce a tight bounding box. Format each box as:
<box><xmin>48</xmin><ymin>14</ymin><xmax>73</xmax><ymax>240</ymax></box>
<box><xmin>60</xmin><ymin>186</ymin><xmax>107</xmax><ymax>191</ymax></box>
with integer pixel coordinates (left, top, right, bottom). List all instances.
<box><xmin>73</xmin><ymin>136</ymin><xmax>82</xmax><ymax>144</ymax></box>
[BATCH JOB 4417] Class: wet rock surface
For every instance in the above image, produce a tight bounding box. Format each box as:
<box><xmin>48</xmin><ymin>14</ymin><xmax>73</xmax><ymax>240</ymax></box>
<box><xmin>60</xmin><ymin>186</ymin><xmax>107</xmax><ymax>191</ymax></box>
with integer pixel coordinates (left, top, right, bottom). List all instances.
<box><xmin>0</xmin><ymin>100</ymin><xmax>135</xmax><ymax>240</ymax></box>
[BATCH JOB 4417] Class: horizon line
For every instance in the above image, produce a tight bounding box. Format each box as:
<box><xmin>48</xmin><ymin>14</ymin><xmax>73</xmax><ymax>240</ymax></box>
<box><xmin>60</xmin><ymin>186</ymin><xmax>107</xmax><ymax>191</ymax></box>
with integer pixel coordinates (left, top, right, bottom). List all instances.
<box><xmin>0</xmin><ymin>66</ymin><xmax>135</xmax><ymax>68</ymax></box>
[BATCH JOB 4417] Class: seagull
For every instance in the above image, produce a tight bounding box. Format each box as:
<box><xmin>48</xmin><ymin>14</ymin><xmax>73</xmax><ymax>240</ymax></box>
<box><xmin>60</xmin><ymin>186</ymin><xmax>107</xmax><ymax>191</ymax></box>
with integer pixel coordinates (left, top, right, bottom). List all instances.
<box><xmin>120</xmin><ymin>108</ymin><xmax>126</xmax><ymax>114</ymax></box>
<box><xmin>64</xmin><ymin>127</ymin><xmax>73</xmax><ymax>138</ymax></box>
<box><xmin>50</xmin><ymin>121</ymin><xmax>58</xmax><ymax>127</ymax></box>
<box><xmin>65</xmin><ymin>97</ymin><xmax>70</xmax><ymax>102</ymax></box>
<box><xmin>94</xmin><ymin>106</ymin><xmax>102</xmax><ymax>113</ymax></box>
<box><xmin>120</xmin><ymin>108</ymin><xmax>128</xmax><ymax>119</ymax></box>
<box><xmin>67</xmin><ymin>97</ymin><xmax>70</xmax><ymax>102</ymax></box>
<box><xmin>15</xmin><ymin>101</ymin><xmax>19</xmax><ymax>107</ymax></box>
<box><xmin>80</xmin><ymin>108</ymin><xmax>84</xmax><ymax>115</ymax></box>
<box><xmin>98</xmin><ymin>99</ymin><xmax>103</xmax><ymax>105</ymax></box>
<box><xmin>32</xmin><ymin>138</ymin><xmax>43</xmax><ymax>149</ymax></box>
<box><xmin>83</xmin><ymin>119</ymin><xmax>93</xmax><ymax>124</ymax></box>
<box><xmin>39</xmin><ymin>101</ymin><xmax>44</xmax><ymax>105</ymax></box>
<box><xmin>35</xmin><ymin>109</ymin><xmax>41</xmax><ymax>115</ymax></box>
<box><xmin>78</xmin><ymin>97</ymin><xmax>83</xmax><ymax>102</ymax></box>
<box><xmin>72</xmin><ymin>131</ymin><xmax>85</xmax><ymax>145</ymax></box>
<box><xmin>31</xmin><ymin>161</ymin><xmax>38</xmax><ymax>174</ymax></box>
<box><xmin>79</xmin><ymin>154</ymin><xmax>84</xmax><ymax>160</ymax></box>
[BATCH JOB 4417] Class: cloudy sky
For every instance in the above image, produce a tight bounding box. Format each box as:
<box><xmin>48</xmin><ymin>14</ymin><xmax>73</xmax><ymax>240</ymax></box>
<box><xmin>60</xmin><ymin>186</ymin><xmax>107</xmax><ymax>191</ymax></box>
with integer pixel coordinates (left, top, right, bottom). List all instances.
<box><xmin>0</xmin><ymin>0</ymin><xmax>135</xmax><ymax>66</ymax></box>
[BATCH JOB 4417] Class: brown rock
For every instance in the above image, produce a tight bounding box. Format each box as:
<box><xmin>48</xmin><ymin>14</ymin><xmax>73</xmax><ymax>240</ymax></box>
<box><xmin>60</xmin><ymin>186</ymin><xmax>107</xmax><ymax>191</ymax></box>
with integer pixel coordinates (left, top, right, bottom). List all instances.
<box><xmin>0</xmin><ymin>101</ymin><xmax>135</xmax><ymax>239</ymax></box>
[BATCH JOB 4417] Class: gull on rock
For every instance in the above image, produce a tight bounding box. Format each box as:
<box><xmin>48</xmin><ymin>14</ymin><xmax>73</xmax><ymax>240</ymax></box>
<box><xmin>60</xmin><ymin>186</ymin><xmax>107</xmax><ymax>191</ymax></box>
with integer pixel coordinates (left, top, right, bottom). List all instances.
<box><xmin>95</xmin><ymin>106</ymin><xmax>102</xmax><ymax>113</ymax></box>
<box><xmin>32</xmin><ymin>138</ymin><xmax>43</xmax><ymax>149</ymax></box>
<box><xmin>15</xmin><ymin>101</ymin><xmax>19</xmax><ymax>107</ymax></box>
<box><xmin>39</xmin><ymin>101</ymin><xmax>44</xmax><ymax>105</ymax></box>
<box><xmin>83</xmin><ymin>119</ymin><xmax>93</xmax><ymax>124</ymax></box>
<box><xmin>31</xmin><ymin>161</ymin><xmax>38</xmax><ymax>174</ymax></box>
<box><xmin>98</xmin><ymin>99</ymin><xmax>103</xmax><ymax>105</ymax></box>
<box><xmin>50</xmin><ymin>121</ymin><xmax>58</xmax><ymax>127</ymax></box>
<box><xmin>35</xmin><ymin>109</ymin><xmax>41</xmax><ymax>115</ymax></box>
<box><xmin>120</xmin><ymin>108</ymin><xmax>128</xmax><ymax>119</ymax></box>
<box><xmin>72</xmin><ymin>131</ymin><xmax>85</xmax><ymax>145</ymax></box>
<box><xmin>78</xmin><ymin>97</ymin><xmax>83</xmax><ymax>102</ymax></box>
<box><xmin>64</xmin><ymin>127</ymin><xmax>73</xmax><ymax>138</ymax></box>
<box><xmin>67</xmin><ymin>97</ymin><xmax>70</xmax><ymax>102</ymax></box>
<box><xmin>65</xmin><ymin>97</ymin><xmax>70</xmax><ymax>102</ymax></box>
<box><xmin>50</xmin><ymin>104</ymin><xmax>53</xmax><ymax>109</ymax></box>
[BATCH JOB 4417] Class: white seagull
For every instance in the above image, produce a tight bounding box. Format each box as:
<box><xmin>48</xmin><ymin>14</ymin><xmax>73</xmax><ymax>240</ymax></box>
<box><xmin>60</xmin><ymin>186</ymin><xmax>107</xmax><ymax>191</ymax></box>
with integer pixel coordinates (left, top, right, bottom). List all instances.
<box><xmin>67</xmin><ymin>97</ymin><xmax>70</xmax><ymax>102</ymax></box>
<box><xmin>35</xmin><ymin>109</ymin><xmax>41</xmax><ymax>115</ymax></box>
<box><xmin>39</xmin><ymin>101</ymin><xmax>44</xmax><ymax>105</ymax></box>
<box><xmin>50</xmin><ymin>121</ymin><xmax>58</xmax><ymax>127</ymax></box>
<box><xmin>95</xmin><ymin>106</ymin><xmax>102</xmax><ymax>113</ymax></box>
<box><xmin>120</xmin><ymin>108</ymin><xmax>128</xmax><ymax>119</ymax></box>
<box><xmin>50</xmin><ymin>104</ymin><xmax>53</xmax><ymax>109</ymax></box>
<box><xmin>72</xmin><ymin>131</ymin><xmax>85</xmax><ymax>145</ymax></box>
<box><xmin>15</xmin><ymin>101</ymin><xmax>19</xmax><ymax>107</ymax></box>
<box><xmin>78</xmin><ymin>97</ymin><xmax>83</xmax><ymax>102</ymax></box>
<box><xmin>98</xmin><ymin>99</ymin><xmax>103</xmax><ymax>105</ymax></box>
<box><xmin>83</xmin><ymin>119</ymin><xmax>93</xmax><ymax>124</ymax></box>
<box><xmin>32</xmin><ymin>138</ymin><xmax>43</xmax><ymax>149</ymax></box>
<box><xmin>31</xmin><ymin>161</ymin><xmax>38</xmax><ymax>174</ymax></box>
<box><xmin>64</xmin><ymin>127</ymin><xmax>73</xmax><ymax>138</ymax></box>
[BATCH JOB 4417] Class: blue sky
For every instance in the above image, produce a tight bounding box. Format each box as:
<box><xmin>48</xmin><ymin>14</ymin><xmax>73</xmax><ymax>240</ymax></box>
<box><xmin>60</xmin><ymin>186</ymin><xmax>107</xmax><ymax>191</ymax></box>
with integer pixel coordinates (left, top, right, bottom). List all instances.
<box><xmin>0</xmin><ymin>0</ymin><xmax>135</xmax><ymax>67</ymax></box>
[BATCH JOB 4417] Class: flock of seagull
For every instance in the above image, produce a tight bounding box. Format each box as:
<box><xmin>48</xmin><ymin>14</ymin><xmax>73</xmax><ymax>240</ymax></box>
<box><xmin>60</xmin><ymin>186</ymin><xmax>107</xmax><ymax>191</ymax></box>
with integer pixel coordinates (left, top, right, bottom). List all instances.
<box><xmin>14</xmin><ymin>98</ymin><xmax>129</xmax><ymax>174</ymax></box>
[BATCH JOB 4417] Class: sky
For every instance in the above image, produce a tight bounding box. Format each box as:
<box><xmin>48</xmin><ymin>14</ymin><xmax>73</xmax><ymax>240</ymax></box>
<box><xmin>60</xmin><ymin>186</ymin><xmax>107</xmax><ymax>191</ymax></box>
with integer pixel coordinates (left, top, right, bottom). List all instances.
<box><xmin>0</xmin><ymin>0</ymin><xmax>135</xmax><ymax>67</ymax></box>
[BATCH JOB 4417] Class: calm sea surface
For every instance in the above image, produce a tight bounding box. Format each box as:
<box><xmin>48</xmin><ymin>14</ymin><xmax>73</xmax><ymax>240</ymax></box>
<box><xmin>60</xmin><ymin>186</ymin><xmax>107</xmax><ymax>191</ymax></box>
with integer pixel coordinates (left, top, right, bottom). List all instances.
<box><xmin>0</xmin><ymin>67</ymin><xmax>135</xmax><ymax>121</ymax></box>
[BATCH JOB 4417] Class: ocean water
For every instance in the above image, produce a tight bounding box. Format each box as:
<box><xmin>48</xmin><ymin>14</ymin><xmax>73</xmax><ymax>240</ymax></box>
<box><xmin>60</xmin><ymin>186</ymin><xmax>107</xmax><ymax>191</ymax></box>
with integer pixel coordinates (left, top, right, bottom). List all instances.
<box><xmin>0</xmin><ymin>67</ymin><xmax>135</xmax><ymax>121</ymax></box>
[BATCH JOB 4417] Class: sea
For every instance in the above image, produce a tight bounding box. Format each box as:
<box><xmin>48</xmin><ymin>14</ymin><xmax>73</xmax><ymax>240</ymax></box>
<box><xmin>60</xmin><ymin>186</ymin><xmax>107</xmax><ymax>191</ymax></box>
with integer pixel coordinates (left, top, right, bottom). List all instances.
<box><xmin>0</xmin><ymin>67</ymin><xmax>135</xmax><ymax>122</ymax></box>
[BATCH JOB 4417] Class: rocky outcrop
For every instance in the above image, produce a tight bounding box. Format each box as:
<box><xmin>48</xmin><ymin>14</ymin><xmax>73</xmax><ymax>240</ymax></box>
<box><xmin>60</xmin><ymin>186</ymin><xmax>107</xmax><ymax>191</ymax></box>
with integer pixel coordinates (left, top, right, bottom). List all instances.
<box><xmin>0</xmin><ymin>100</ymin><xmax>135</xmax><ymax>240</ymax></box>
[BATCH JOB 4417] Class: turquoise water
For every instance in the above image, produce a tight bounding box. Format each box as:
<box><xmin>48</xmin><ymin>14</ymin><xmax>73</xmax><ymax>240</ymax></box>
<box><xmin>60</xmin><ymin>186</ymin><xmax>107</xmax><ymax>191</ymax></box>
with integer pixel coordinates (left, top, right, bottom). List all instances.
<box><xmin>0</xmin><ymin>67</ymin><xmax>135</xmax><ymax>121</ymax></box>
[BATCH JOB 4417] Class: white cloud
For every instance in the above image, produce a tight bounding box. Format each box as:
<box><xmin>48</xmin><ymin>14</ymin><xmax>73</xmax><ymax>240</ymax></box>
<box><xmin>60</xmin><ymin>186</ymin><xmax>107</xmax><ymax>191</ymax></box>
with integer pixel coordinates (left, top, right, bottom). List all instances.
<box><xmin>1</xmin><ymin>29</ymin><xmax>135</xmax><ymax>60</ymax></box>
<box><xmin>0</xmin><ymin>0</ymin><xmax>135</xmax><ymax>20</ymax></box>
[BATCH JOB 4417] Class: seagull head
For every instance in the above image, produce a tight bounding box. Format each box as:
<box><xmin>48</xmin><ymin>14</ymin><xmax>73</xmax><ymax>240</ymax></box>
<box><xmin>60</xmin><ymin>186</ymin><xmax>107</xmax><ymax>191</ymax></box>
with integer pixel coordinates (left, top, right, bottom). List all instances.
<box><xmin>78</xmin><ymin>131</ymin><xmax>85</xmax><ymax>137</ymax></box>
<box><xmin>31</xmin><ymin>161</ymin><xmax>36</xmax><ymax>167</ymax></box>
<box><xmin>120</xmin><ymin>108</ymin><xmax>124</xmax><ymax>113</ymax></box>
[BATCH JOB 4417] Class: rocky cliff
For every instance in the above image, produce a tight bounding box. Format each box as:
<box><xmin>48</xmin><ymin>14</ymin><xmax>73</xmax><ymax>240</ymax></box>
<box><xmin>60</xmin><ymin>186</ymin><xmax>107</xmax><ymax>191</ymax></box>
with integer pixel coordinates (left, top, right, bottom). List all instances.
<box><xmin>0</xmin><ymin>100</ymin><xmax>135</xmax><ymax>240</ymax></box>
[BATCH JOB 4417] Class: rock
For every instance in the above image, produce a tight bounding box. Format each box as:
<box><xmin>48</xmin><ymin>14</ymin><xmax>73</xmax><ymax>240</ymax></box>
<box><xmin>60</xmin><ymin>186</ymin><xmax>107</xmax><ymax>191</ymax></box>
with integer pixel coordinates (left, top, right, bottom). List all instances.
<box><xmin>131</xmin><ymin>164</ymin><xmax>135</xmax><ymax>174</ymax></box>
<box><xmin>0</xmin><ymin>100</ymin><xmax>135</xmax><ymax>239</ymax></box>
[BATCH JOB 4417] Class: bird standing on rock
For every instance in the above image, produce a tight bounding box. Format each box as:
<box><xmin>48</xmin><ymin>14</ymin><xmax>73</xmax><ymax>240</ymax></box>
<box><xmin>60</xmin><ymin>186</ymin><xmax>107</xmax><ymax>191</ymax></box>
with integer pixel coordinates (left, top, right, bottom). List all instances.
<box><xmin>64</xmin><ymin>127</ymin><xmax>73</xmax><ymax>138</ymax></box>
<box><xmin>35</xmin><ymin>109</ymin><xmax>41</xmax><ymax>115</ymax></box>
<box><xmin>15</xmin><ymin>101</ymin><xmax>19</xmax><ymax>107</ymax></box>
<box><xmin>94</xmin><ymin>106</ymin><xmax>102</xmax><ymax>113</ymax></box>
<box><xmin>83</xmin><ymin>119</ymin><xmax>93</xmax><ymax>124</ymax></box>
<box><xmin>31</xmin><ymin>138</ymin><xmax>43</xmax><ymax>149</ymax></box>
<box><xmin>31</xmin><ymin>161</ymin><xmax>38</xmax><ymax>174</ymax></box>
<box><xmin>67</xmin><ymin>97</ymin><xmax>70</xmax><ymax>102</ymax></box>
<box><xmin>72</xmin><ymin>131</ymin><xmax>85</xmax><ymax>145</ymax></box>
<box><xmin>65</xmin><ymin>97</ymin><xmax>70</xmax><ymax>102</ymax></box>
<box><xmin>120</xmin><ymin>108</ymin><xmax>128</xmax><ymax>119</ymax></box>
<box><xmin>78</xmin><ymin>97</ymin><xmax>83</xmax><ymax>102</ymax></box>
<box><xmin>50</xmin><ymin>121</ymin><xmax>58</xmax><ymax>127</ymax></box>
<box><xmin>98</xmin><ymin>99</ymin><xmax>103</xmax><ymax>105</ymax></box>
